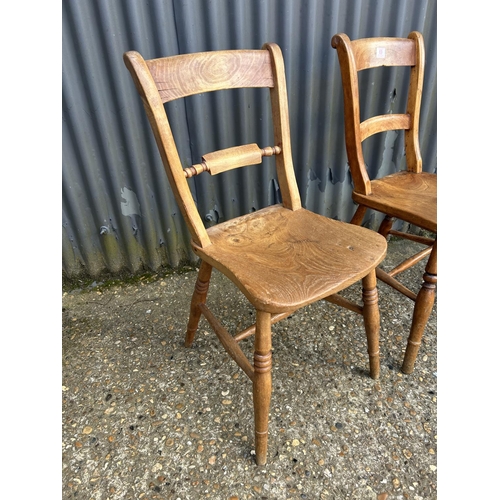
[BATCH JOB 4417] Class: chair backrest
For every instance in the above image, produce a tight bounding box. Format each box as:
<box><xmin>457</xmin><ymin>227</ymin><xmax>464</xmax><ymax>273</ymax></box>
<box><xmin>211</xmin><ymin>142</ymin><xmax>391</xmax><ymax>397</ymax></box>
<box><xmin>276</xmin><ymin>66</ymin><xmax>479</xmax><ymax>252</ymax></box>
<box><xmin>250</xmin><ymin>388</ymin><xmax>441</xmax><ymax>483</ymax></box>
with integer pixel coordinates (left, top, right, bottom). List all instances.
<box><xmin>123</xmin><ymin>44</ymin><xmax>302</xmax><ymax>248</ymax></box>
<box><xmin>331</xmin><ymin>32</ymin><xmax>425</xmax><ymax>196</ymax></box>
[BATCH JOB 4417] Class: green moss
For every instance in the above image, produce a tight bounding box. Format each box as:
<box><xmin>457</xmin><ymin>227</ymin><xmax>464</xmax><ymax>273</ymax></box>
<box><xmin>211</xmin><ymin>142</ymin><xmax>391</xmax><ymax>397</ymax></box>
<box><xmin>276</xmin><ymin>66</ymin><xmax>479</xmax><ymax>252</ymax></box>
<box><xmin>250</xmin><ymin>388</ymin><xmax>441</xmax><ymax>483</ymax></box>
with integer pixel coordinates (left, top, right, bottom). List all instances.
<box><xmin>62</xmin><ymin>260</ymin><xmax>199</xmax><ymax>293</ymax></box>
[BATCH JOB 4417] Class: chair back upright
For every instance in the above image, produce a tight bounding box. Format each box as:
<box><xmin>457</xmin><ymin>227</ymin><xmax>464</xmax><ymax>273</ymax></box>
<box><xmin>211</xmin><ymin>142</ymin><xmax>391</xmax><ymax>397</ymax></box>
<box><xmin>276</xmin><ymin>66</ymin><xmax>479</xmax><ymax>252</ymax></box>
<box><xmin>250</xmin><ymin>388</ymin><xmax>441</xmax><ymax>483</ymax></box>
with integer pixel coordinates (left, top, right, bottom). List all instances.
<box><xmin>123</xmin><ymin>45</ymin><xmax>302</xmax><ymax>248</ymax></box>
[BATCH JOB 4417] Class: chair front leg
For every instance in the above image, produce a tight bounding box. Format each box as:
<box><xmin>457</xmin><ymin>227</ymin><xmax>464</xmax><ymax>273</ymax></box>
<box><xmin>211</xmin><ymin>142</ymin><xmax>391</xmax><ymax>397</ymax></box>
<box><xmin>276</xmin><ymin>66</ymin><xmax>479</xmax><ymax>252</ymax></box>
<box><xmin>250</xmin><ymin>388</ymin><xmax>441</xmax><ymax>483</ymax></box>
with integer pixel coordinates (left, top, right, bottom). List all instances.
<box><xmin>402</xmin><ymin>241</ymin><xmax>437</xmax><ymax>374</ymax></box>
<box><xmin>253</xmin><ymin>310</ymin><xmax>272</xmax><ymax>465</ymax></box>
<box><xmin>362</xmin><ymin>269</ymin><xmax>381</xmax><ymax>379</ymax></box>
<box><xmin>185</xmin><ymin>260</ymin><xmax>212</xmax><ymax>347</ymax></box>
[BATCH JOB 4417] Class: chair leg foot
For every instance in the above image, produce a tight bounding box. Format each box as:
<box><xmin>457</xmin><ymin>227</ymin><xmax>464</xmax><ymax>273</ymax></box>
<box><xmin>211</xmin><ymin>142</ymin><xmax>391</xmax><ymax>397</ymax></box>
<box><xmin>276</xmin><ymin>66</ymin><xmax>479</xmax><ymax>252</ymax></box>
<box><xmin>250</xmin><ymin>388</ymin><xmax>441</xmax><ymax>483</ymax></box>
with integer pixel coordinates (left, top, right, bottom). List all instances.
<box><xmin>185</xmin><ymin>261</ymin><xmax>212</xmax><ymax>348</ymax></box>
<box><xmin>253</xmin><ymin>311</ymin><xmax>272</xmax><ymax>465</ymax></box>
<box><xmin>362</xmin><ymin>269</ymin><xmax>380</xmax><ymax>379</ymax></box>
<box><xmin>402</xmin><ymin>243</ymin><xmax>437</xmax><ymax>374</ymax></box>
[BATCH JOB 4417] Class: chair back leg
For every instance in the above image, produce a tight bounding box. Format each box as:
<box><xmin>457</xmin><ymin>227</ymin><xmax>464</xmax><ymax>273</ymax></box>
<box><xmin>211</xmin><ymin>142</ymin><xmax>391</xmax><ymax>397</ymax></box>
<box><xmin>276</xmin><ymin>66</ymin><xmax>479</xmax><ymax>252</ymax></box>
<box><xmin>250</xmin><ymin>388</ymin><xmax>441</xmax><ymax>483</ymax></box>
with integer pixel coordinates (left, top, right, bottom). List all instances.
<box><xmin>185</xmin><ymin>261</ymin><xmax>213</xmax><ymax>347</ymax></box>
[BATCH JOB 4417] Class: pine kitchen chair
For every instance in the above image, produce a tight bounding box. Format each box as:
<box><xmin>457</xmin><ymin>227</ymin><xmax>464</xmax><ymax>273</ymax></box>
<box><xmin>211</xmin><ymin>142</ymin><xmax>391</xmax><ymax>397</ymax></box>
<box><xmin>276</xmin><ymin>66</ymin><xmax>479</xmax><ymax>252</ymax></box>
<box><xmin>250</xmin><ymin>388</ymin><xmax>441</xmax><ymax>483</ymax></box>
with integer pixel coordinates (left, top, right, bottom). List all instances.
<box><xmin>331</xmin><ymin>32</ymin><xmax>437</xmax><ymax>374</ymax></box>
<box><xmin>123</xmin><ymin>43</ymin><xmax>387</xmax><ymax>465</ymax></box>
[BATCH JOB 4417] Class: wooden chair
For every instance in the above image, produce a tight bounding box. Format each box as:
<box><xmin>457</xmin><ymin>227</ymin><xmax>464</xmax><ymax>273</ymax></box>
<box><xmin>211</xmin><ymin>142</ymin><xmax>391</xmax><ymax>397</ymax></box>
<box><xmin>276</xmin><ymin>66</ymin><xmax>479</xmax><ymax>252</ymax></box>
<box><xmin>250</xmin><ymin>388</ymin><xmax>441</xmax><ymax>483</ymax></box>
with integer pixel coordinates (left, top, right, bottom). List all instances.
<box><xmin>331</xmin><ymin>32</ymin><xmax>437</xmax><ymax>374</ymax></box>
<box><xmin>123</xmin><ymin>43</ymin><xmax>387</xmax><ymax>465</ymax></box>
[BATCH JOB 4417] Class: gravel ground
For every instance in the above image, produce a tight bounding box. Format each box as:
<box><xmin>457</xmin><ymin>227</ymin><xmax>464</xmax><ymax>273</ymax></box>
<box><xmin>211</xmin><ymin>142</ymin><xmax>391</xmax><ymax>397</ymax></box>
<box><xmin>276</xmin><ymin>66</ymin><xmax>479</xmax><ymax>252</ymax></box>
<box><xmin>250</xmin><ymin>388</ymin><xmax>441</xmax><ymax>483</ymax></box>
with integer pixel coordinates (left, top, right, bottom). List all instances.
<box><xmin>62</xmin><ymin>238</ymin><xmax>437</xmax><ymax>500</ymax></box>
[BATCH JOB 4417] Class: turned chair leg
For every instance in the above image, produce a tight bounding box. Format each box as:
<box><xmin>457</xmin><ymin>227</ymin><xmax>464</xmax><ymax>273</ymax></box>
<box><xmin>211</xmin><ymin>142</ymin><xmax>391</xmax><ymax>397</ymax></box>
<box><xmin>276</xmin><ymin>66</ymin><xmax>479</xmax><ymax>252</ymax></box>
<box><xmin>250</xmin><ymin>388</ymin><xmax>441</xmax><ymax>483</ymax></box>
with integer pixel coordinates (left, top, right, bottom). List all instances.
<box><xmin>378</xmin><ymin>215</ymin><xmax>395</xmax><ymax>239</ymax></box>
<box><xmin>350</xmin><ymin>205</ymin><xmax>367</xmax><ymax>225</ymax></box>
<box><xmin>185</xmin><ymin>260</ymin><xmax>212</xmax><ymax>348</ymax></box>
<box><xmin>362</xmin><ymin>269</ymin><xmax>381</xmax><ymax>379</ymax></box>
<box><xmin>402</xmin><ymin>241</ymin><xmax>437</xmax><ymax>374</ymax></box>
<box><xmin>253</xmin><ymin>310</ymin><xmax>272</xmax><ymax>465</ymax></box>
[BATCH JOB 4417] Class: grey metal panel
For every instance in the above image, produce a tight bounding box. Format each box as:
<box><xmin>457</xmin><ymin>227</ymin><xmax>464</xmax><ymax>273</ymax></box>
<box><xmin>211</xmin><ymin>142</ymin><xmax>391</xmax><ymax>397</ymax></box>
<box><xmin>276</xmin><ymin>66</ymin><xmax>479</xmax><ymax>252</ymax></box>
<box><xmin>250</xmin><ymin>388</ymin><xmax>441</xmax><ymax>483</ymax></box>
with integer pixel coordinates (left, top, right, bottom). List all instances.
<box><xmin>62</xmin><ymin>0</ymin><xmax>437</xmax><ymax>278</ymax></box>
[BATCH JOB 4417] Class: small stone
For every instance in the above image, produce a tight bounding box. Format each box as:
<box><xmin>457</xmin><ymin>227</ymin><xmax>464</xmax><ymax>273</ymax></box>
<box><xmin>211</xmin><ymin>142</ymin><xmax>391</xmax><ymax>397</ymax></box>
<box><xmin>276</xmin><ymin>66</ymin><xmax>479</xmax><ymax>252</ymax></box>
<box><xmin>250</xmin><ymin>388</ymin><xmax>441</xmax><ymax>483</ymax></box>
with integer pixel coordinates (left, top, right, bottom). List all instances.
<box><xmin>152</xmin><ymin>463</ymin><xmax>162</xmax><ymax>472</ymax></box>
<box><xmin>392</xmin><ymin>478</ymin><xmax>400</xmax><ymax>488</ymax></box>
<box><xmin>82</xmin><ymin>426</ymin><xmax>93</xmax><ymax>435</ymax></box>
<box><xmin>429</xmin><ymin>465</ymin><xmax>437</xmax><ymax>471</ymax></box>
<box><xmin>292</xmin><ymin>439</ymin><xmax>300</xmax><ymax>447</ymax></box>
<box><xmin>222</xmin><ymin>400</ymin><xmax>232</xmax><ymax>405</ymax></box>
<box><xmin>318</xmin><ymin>459</ymin><xmax>325</xmax><ymax>466</ymax></box>
<box><xmin>208</xmin><ymin>455</ymin><xmax>216</xmax><ymax>465</ymax></box>
<box><xmin>197</xmin><ymin>445</ymin><xmax>204</xmax><ymax>453</ymax></box>
<box><xmin>403</xmin><ymin>449</ymin><xmax>412</xmax><ymax>459</ymax></box>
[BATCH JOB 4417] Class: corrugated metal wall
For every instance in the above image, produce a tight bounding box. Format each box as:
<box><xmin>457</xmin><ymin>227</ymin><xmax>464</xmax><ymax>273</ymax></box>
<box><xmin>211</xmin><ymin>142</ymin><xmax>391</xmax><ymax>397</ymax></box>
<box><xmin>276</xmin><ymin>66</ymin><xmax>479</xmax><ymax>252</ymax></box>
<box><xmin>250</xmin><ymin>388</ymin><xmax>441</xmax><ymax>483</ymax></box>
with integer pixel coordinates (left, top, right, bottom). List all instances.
<box><xmin>62</xmin><ymin>0</ymin><xmax>437</xmax><ymax>278</ymax></box>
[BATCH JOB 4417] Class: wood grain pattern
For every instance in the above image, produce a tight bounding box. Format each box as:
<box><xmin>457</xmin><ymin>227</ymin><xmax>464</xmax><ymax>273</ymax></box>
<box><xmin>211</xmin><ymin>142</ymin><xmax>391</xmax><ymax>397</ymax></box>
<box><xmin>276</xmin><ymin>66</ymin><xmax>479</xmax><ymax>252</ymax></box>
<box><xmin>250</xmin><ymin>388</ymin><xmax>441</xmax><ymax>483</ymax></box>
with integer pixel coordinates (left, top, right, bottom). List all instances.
<box><xmin>201</xmin><ymin>143</ymin><xmax>263</xmax><ymax>175</ymax></box>
<box><xmin>360</xmin><ymin>114</ymin><xmax>410</xmax><ymax>142</ymax></box>
<box><xmin>184</xmin><ymin>144</ymin><xmax>282</xmax><ymax>178</ymax></box>
<box><xmin>146</xmin><ymin>50</ymin><xmax>274</xmax><ymax>102</ymax></box>
<box><xmin>352</xmin><ymin>172</ymin><xmax>436</xmax><ymax>233</ymax></box>
<box><xmin>350</xmin><ymin>37</ymin><xmax>415</xmax><ymax>71</ymax></box>
<box><xmin>193</xmin><ymin>205</ymin><xmax>387</xmax><ymax>313</ymax></box>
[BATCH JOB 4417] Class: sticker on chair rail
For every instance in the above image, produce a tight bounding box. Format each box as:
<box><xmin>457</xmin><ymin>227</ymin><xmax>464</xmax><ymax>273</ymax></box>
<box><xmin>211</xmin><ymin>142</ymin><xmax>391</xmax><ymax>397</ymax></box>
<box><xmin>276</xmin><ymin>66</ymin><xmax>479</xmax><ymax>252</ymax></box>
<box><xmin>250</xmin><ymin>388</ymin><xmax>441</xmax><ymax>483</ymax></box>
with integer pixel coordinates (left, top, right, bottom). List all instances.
<box><xmin>376</xmin><ymin>47</ymin><xmax>386</xmax><ymax>58</ymax></box>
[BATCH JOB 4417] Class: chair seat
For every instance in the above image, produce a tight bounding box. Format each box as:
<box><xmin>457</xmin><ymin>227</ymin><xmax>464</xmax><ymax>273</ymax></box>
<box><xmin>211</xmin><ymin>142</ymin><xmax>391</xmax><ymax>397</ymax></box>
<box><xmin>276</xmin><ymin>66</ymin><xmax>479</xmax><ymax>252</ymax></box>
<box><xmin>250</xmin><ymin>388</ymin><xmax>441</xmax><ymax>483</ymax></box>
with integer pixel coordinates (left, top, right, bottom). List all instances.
<box><xmin>192</xmin><ymin>205</ymin><xmax>387</xmax><ymax>313</ymax></box>
<box><xmin>352</xmin><ymin>171</ymin><xmax>437</xmax><ymax>233</ymax></box>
